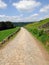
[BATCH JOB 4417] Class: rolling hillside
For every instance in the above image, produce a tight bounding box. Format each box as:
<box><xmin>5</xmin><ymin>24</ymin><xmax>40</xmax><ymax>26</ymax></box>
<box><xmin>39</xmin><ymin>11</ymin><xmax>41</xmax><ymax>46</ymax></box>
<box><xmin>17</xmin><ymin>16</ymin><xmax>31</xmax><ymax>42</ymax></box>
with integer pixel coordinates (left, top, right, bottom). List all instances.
<box><xmin>25</xmin><ymin>18</ymin><xmax>49</xmax><ymax>33</ymax></box>
<box><xmin>25</xmin><ymin>18</ymin><xmax>49</xmax><ymax>29</ymax></box>
<box><xmin>25</xmin><ymin>18</ymin><xmax>49</xmax><ymax>52</ymax></box>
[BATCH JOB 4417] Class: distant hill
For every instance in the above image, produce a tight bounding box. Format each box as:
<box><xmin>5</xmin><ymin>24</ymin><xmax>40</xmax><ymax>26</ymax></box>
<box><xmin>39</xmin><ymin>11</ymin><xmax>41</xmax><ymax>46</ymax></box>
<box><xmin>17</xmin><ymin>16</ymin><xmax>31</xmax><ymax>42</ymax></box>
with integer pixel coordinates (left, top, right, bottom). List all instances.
<box><xmin>13</xmin><ymin>22</ymin><xmax>33</xmax><ymax>27</ymax></box>
<box><xmin>25</xmin><ymin>18</ymin><xmax>49</xmax><ymax>34</ymax></box>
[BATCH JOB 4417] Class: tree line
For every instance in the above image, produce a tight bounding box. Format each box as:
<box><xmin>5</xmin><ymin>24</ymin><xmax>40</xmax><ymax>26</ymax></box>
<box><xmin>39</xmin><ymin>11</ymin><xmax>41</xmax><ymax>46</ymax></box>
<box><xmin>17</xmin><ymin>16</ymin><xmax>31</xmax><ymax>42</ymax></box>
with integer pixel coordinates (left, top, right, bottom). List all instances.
<box><xmin>0</xmin><ymin>21</ymin><xmax>15</xmax><ymax>30</ymax></box>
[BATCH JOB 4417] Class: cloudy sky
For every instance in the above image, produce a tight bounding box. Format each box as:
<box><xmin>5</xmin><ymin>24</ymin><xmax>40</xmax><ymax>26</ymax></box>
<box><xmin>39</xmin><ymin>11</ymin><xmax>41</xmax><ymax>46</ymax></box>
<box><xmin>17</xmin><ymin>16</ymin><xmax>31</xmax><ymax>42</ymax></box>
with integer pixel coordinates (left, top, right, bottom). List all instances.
<box><xmin>0</xmin><ymin>0</ymin><xmax>49</xmax><ymax>22</ymax></box>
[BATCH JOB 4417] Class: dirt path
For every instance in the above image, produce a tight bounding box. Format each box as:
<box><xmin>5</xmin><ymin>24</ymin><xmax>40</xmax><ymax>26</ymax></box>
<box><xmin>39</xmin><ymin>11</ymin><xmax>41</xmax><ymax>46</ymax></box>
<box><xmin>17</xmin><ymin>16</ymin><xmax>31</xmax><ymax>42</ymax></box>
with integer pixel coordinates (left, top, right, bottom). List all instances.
<box><xmin>0</xmin><ymin>27</ymin><xmax>49</xmax><ymax>65</ymax></box>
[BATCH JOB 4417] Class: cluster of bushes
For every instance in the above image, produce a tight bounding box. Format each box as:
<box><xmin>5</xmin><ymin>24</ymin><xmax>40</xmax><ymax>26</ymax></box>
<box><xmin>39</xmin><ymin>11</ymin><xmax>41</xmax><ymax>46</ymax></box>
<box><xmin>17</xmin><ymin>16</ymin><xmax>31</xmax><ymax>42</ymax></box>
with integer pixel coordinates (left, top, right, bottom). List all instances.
<box><xmin>32</xmin><ymin>28</ymin><xmax>49</xmax><ymax>44</ymax></box>
<box><xmin>26</xmin><ymin>27</ymin><xmax>49</xmax><ymax>52</ymax></box>
<box><xmin>0</xmin><ymin>21</ymin><xmax>15</xmax><ymax>30</ymax></box>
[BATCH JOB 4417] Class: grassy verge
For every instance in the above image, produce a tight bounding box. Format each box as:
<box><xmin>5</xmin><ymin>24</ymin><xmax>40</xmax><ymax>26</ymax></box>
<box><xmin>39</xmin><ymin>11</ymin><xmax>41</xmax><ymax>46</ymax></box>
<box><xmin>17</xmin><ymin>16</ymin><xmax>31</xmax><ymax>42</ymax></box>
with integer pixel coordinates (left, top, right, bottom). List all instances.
<box><xmin>0</xmin><ymin>27</ymin><xmax>20</xmax><ymax>42</ymax></box>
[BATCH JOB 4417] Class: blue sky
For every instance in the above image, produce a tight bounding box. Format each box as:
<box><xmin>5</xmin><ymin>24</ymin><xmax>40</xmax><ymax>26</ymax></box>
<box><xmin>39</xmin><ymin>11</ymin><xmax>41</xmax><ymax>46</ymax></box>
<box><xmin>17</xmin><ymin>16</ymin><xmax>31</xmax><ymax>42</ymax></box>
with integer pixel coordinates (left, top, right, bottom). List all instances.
<box><xmin>0</xmin><ymin>0</ymin><xmax>49</xmax><ymax>22</ymax></box>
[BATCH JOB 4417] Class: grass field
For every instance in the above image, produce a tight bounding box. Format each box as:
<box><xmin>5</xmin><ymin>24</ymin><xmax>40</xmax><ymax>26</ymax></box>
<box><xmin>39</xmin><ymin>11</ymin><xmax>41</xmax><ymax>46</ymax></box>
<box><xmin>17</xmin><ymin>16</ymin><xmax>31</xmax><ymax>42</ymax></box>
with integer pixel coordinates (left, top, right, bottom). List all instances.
<box><xmin>25</xmin><ymin>18</ymin><xmax>49</xmax><ymax>52</ymax></box>
<box><xmin>0</xmin><ymin>27</ymin><xmax>20</xmax><ymax>42</ymax></box>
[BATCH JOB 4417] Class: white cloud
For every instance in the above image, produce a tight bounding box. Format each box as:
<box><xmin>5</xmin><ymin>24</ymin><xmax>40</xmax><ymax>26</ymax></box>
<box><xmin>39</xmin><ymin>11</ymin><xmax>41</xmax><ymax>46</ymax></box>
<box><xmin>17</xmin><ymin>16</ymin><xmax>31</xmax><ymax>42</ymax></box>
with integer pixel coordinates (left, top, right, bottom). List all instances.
<box><xmin>23</xmin><ymin>13</ymin><xmax>39</xmax><ymax>22</ymax></box>
<box><xmin>31</xmin><ymin>13</ymin><xmax>39</xmax><ymax>17</ymax></box>
<box><xmin>38</xmin><ymin>13</ymin><xmax>49</xmax><ymax>21</ymax></box>
<box><xmin>0</xmin><ymin>0</ymin><xmax>7</xmax><ymax>9</ymax></box>
<box><xmin>0</xmin><ymin>15</ymin><xmax>6</xmax><ymax>17</ymax></box>
<box><xmin>0</xmin><ymin>13</ymin><xmax>39</xmax><ymax>22</ymax></box>
<box><xmin>13</xmin><ymin>0</ymin><xmax>41</xmax><ymax>11</ymax></box>
<box><xmin>40</xmin><ymin>5</ymin><xmax>49</xmax><ymax>13</ymax></box>
<box><xmin>0</xmin><ymin>15</ymin><xmax>23</xmax><ymax>22</ymax></box>
<box><xmin>42</xmin><ymin>14</ymin><xmax>49</xmax><ymax>19</ymax></box>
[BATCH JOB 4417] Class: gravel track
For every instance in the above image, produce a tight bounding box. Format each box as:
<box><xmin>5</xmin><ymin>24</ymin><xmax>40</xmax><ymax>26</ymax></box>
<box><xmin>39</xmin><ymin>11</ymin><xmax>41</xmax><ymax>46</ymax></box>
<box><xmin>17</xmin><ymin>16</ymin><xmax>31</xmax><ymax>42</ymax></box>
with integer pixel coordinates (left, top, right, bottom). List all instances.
<box><xmin>0</xmin><ymin>27</ymin><xmax>49</xmax><ymax>65</ymax></box>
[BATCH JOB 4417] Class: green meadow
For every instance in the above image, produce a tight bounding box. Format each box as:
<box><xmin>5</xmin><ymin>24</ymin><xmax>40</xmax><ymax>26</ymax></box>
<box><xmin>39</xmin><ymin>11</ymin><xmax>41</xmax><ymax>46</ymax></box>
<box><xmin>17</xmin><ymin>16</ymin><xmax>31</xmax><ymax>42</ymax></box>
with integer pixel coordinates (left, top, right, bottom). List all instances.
<box><xmin>0</xmin><ymin>27</ymin><xmax>20</xmax><ymax>42</ymax></box>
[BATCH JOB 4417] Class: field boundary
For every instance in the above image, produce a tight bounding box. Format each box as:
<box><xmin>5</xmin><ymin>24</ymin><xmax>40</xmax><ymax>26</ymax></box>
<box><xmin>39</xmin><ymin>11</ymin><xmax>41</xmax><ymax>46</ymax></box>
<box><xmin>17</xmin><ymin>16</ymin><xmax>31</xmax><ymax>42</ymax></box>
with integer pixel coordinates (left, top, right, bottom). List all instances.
<box><xmin>0</xmin><ymin>28</ymin><xmax>20</xmax><ymax>47</ymax></box>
